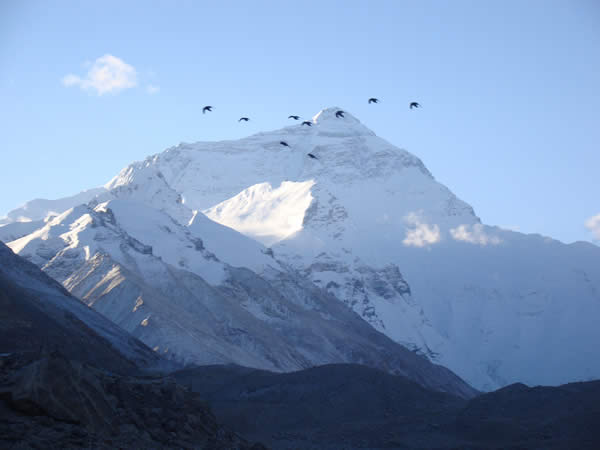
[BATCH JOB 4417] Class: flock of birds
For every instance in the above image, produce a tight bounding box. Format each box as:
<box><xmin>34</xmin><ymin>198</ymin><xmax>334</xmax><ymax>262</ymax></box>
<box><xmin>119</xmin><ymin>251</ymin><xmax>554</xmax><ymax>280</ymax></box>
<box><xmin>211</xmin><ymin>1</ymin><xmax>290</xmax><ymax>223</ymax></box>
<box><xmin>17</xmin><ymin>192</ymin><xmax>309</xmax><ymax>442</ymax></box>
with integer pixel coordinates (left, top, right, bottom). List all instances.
<box><xmin>201</xmin><ymin>98</ymin><xmax>421</xmax><ymax>160</ymax></box>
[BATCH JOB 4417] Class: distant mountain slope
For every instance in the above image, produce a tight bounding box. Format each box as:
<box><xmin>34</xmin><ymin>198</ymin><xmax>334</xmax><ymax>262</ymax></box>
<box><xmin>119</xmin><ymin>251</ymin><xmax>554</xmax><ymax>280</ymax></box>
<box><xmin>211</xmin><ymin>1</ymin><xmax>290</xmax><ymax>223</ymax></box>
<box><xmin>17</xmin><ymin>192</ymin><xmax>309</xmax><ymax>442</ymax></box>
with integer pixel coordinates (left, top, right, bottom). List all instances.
<box><xmin>0</xmin><ymin>219</ymin><xmax>46</xmax><ymax>243</ymax></box>
<box><xmin>1</xmin><ymin>187</ymin><xmax>106</xmax><ymax>224</ymax></box>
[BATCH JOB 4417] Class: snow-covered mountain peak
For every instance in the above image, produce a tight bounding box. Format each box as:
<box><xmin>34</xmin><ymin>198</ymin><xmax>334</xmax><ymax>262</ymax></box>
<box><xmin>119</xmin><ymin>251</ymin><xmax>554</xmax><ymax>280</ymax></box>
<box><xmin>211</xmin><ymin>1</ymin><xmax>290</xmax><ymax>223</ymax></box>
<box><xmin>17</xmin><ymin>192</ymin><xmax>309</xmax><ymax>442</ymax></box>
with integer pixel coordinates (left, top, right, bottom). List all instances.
<box><xmin>71</xmin><ymin>108</ymin><xmax>477</xmax><ymax>254</ymax></box>
<box><xmin>5</xmin><ymin>107</ymin><xmax>600</xmax><ymax>392</ymax></box>
<box><xmin>310</xmin><ymin>107</ymin><xmax>375</xmax><ymax>137</ymax></box>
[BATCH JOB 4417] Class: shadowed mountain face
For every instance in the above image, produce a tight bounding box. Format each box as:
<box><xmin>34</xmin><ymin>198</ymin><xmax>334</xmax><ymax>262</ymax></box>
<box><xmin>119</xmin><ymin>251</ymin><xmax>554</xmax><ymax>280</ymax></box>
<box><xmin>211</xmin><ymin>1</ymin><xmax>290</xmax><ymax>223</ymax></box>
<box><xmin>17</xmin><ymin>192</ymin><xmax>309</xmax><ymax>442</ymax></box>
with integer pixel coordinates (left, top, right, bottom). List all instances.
<box><xmin>174</xmin><ymin>364</ymin><xmax>600</xmax><ymax>449</ymax></box>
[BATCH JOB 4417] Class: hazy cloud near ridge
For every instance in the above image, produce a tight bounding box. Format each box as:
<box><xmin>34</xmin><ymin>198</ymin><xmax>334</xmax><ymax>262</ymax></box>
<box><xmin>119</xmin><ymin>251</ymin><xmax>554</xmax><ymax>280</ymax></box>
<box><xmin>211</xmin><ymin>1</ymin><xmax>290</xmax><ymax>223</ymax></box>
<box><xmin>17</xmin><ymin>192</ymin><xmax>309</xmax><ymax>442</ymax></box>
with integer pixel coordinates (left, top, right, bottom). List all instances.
<box><xmin>450</xmin><ymin>223</ymin><xmax>502</xmax><ymax>245</ymax></box>
<box><xmin>585</xmin><ymin>213</ymin><xmax>600</xmax><ymax>241</ymax></box>
<box><xmin>62</xmin><ymin>54</ymin><xmax>138</xmax><ymax>95</ymax></box>
<box><xmin>402</xmin><ymin>212</ymin><xmax>441</xmax><ymax>247</ymax></box>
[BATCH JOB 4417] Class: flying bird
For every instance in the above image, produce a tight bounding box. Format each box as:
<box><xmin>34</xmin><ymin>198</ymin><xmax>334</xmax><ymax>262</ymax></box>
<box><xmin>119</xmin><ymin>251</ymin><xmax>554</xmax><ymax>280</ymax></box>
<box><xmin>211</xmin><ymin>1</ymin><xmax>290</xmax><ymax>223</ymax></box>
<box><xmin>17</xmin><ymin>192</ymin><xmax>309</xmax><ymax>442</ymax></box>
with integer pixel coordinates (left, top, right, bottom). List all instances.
<box><xmin>335</xmin><ymin>110</ymin><xmax>345</xmax><ymax>118</ymax></box>
<box><xmin>288</xmin><ymin>115</ymin><xmax>300</xmax><ymax>120</ymax></box>
<box><xmin>307</xmin><ymin>153</ymin><xmax>318</xmax><ymax>159</ymax></box>
<box><xmin>410</xmin><ymin>102</ymin><xmax>421</xmax><ymax>109</ymax></box>
<box><xmin>302</xmin><ymin>121</ymin><xmax>312</xmax><ymax>126</ymax></box>
<box><xmin>238</xmin><ymin>117</ymin><xmax>250</xmax><ymax>122</ymax></box>
<box><xmin>368</xmin><ymin>98</ymin><xmax>379</xmax><ymax>104</ymax></box>
<box><xmin>202</xmin><ymin>106</ymin><xmax>213</xmax><ymax>114</ymax></box>
<box><xmin>280</xmin><ymin>141</ymin><xmax>290</xmax><ymax>147</ymax></box>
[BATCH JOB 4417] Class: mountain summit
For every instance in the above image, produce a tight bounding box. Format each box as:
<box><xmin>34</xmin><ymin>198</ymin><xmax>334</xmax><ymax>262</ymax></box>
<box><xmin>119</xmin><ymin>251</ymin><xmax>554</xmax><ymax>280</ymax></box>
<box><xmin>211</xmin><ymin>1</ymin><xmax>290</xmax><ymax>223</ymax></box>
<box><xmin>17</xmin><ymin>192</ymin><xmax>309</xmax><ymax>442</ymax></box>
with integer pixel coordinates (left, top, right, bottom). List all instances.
<box><xmin>310</xmin><ymin>107</ymin><xmax>376</xmax><ymax>136</ymax></box>
<box><xmin>3</xmin><ymin>107</ymin><xmax>600</xmax><ymax>391</ymax></box>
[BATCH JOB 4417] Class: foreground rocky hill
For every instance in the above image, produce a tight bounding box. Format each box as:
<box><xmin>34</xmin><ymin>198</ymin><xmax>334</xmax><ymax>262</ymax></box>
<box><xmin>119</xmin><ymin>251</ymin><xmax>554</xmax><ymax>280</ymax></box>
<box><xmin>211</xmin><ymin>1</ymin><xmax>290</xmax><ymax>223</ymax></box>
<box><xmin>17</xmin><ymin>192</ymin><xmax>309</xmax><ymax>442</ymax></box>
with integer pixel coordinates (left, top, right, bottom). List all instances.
<box><xmin>0</xmin><ymin>353</ymin><xmax>260</xmax><ymax>449</ymax></box>
<box><xmin>175</xmin><ymin>364</ymin><xmax>600</xmax><ymax>449</ymax></box>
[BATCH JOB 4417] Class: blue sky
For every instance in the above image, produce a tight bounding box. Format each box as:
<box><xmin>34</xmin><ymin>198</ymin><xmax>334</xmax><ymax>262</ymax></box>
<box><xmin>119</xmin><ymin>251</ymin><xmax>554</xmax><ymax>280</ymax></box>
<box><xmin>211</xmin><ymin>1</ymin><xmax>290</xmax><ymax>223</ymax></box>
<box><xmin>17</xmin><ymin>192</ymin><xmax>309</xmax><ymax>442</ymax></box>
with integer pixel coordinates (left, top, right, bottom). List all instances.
<box><xmin>1</xmin><ymin>0</ymin><xmax>599</xmax><ymax>244</ymax></box>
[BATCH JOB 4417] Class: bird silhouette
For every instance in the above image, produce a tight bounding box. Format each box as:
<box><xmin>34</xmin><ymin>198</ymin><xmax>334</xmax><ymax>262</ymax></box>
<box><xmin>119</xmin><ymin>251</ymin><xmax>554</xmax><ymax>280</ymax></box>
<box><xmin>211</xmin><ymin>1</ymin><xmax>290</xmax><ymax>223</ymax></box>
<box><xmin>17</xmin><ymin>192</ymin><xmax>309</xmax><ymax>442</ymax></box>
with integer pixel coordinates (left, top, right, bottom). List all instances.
<box><xmin>368</xmin><ymin>98</ymin><xmax>379</xmax><ymax>104</ymax></box>
<box><xmin>202</xmin><ymin>106</ymin><xmax>213</xmax><ymax>114</ymax></box>
<box><xmin>410</xmin><ymin>102</ymin><xmax>421</xmax><ymax>109</ymax></box>
<box><xmin>302</xmin><ymin>121</ymin><xmax>312</xmax><ymax>126</ymax></box>
<box><xmin>335</xmin><ymin>110</ymin><xmax>345</xmax><ymax>118</ymax></box>
<box><xmin>307</xmin><ymin>153</ymin><xmax>318</xmax><ymax>159</ymax></box>
<box><xmin>288</xmin><ymin>115</ymin><xmax>300</xmax><ymax>120</ymax></box>
<box><xmin>280</xmin><ymin>141</ymin><xmax>290</xmax><ymax>147</ymax></box>
<box><xmin>238</xmin><ymin>117</ymin><xmax>249</xmax><ymax>122</ymax></box>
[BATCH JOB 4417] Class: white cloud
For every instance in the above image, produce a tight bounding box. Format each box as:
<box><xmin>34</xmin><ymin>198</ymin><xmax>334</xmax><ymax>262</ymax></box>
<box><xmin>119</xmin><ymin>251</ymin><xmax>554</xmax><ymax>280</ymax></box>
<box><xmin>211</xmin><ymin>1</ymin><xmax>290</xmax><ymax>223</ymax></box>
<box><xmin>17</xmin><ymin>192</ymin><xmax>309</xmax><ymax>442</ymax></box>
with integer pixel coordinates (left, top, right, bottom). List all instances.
<box><xmin>62</xmin><ymin>54</ymin><xmax>137</xmax><ymax>95</ymax></box>
<box><xmin>402</xmin><ymin>212</ymin><xmax>441</xmax><ymax>247</ymax></box>
<box><xmin>146</xmin><ymin>84</ymin><xmax>160</xmax><ymax>94</ymax></box>
<box><xmin>585</xmin><ymin>213</ymin><xmax>600</xmax><ymax>241</ymax></box>
<box><xmin>450</xmin><ymin>223</ymin><xmax>502</xmax><ymax>245</ymax></box>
